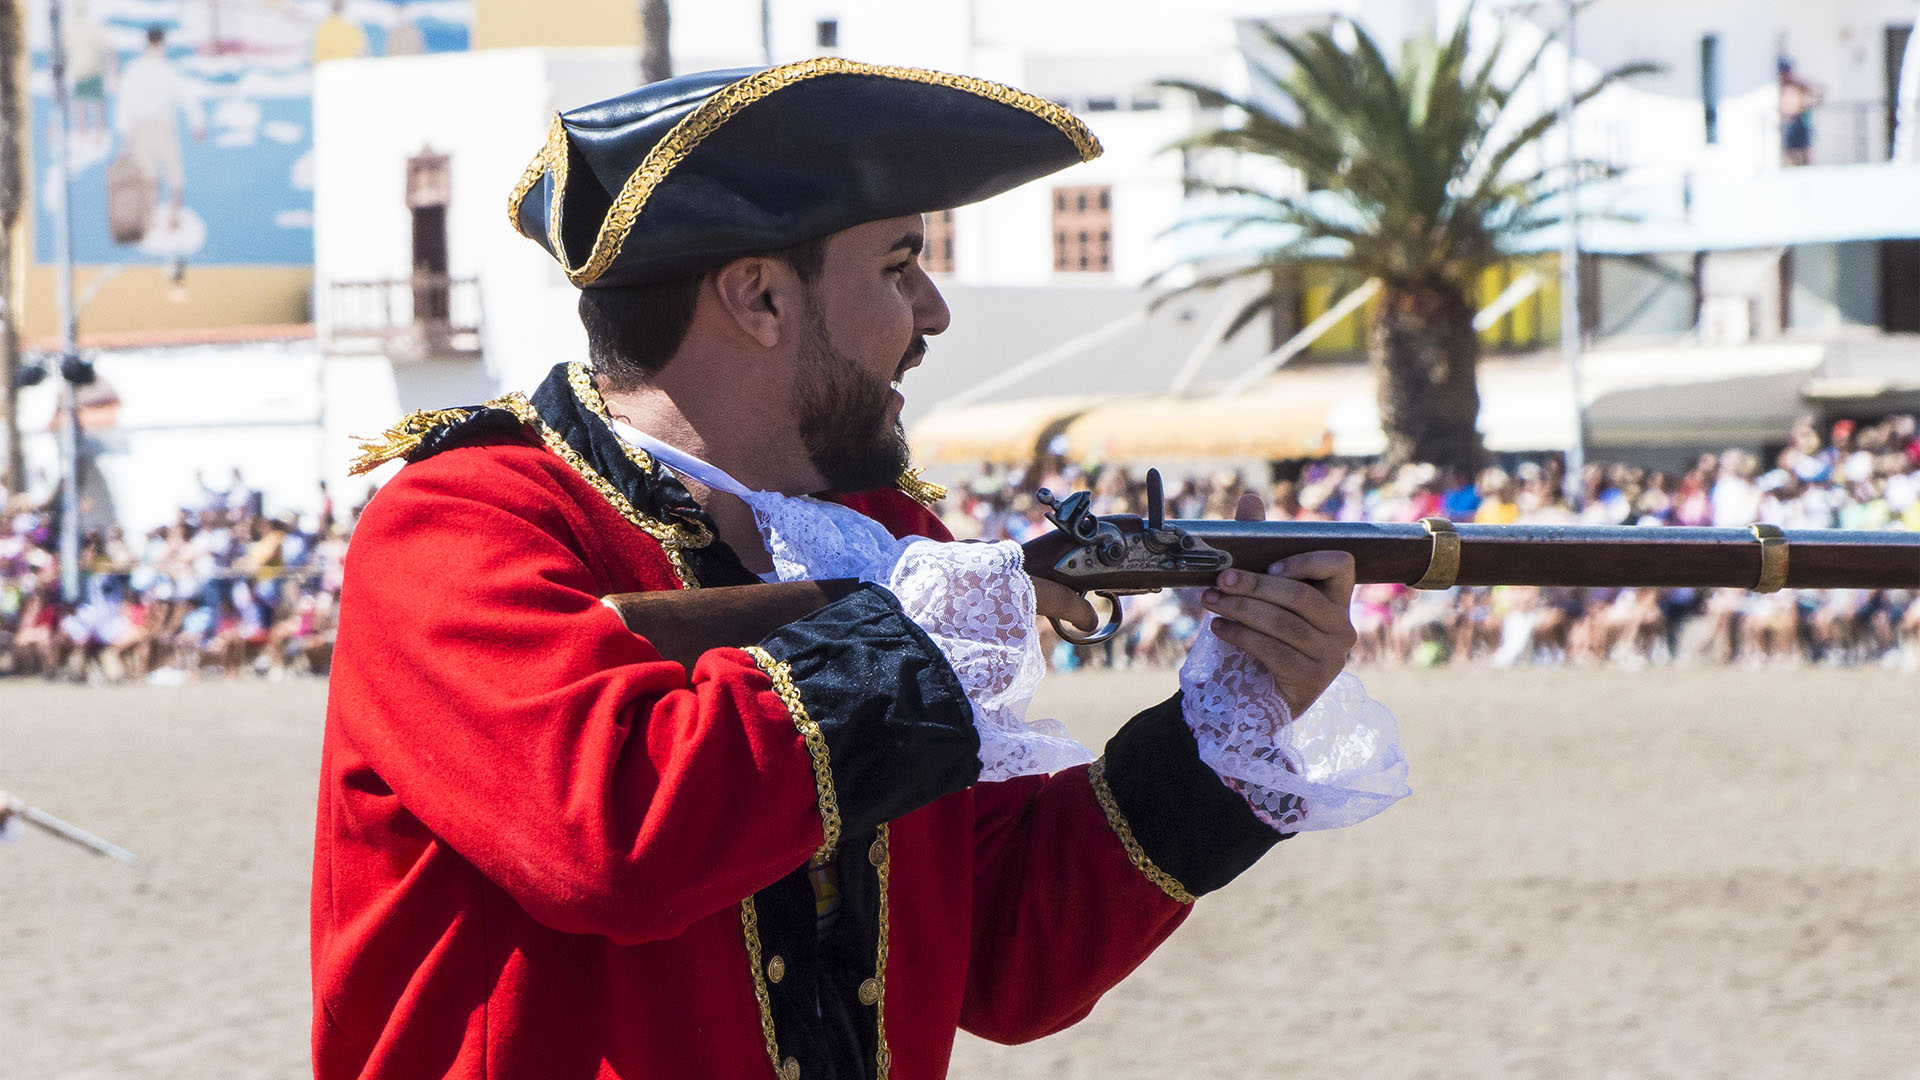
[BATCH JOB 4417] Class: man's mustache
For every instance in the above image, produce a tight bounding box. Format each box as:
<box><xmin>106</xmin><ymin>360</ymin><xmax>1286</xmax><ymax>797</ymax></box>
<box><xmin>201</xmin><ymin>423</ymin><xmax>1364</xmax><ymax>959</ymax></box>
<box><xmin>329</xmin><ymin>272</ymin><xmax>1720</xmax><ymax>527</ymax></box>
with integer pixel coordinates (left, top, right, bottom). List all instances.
<box><xmin>895</xmin><ymin>337</ymin><xmax>928</xmax><ymax>379</ymax></box>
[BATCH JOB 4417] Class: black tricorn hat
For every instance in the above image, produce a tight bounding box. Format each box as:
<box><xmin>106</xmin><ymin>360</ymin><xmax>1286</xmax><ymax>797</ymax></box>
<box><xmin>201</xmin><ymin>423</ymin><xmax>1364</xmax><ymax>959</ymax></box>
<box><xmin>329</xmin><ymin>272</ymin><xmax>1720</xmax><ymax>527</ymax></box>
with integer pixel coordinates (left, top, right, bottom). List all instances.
<box><xmin>509</xmin><ymin>58</ymin><xmax>1101</xmax><ymax>288</ymax></box>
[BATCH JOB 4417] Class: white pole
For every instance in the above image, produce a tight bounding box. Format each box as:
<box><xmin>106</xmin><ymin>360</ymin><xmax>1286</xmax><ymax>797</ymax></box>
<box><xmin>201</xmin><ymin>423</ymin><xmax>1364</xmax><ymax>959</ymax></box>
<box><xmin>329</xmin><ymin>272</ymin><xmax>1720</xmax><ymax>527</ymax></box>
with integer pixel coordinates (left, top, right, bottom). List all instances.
<box><xmin>1558</xmin><ymin>0</ymin><xmax>1588</xmax><ymax>504</ymax></box>
<box><xmin>45</xmin><ymin>0</ymin><xmax>82</xmax><ymax>604</ymax></box>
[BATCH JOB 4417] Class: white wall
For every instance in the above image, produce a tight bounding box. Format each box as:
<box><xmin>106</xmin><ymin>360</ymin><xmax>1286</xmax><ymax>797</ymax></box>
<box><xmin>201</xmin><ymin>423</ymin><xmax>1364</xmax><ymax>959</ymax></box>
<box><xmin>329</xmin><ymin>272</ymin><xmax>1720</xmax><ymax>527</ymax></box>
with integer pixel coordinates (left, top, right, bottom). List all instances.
<box><xmin>18</xmin><ymin>339</ymin><xmax>328</xmax><ymax>533</ymax></box>
<box><xmin>1461</xmin><ymin>0</ymin><xmax>1920</xmax><ymax>179</ymax></box>
<box><xmin>312</xmin><ymin>48</ymin><xmax>645</xmax><ymax>483</ymax></box>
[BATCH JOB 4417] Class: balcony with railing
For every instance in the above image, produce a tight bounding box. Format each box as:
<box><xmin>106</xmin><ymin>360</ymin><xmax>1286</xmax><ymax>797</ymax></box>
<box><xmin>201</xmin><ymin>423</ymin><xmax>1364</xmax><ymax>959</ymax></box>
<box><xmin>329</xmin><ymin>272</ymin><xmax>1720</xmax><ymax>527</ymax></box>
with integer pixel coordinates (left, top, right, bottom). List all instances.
<box><xmin>325</xmin><ymin>274</ymin><xmax>483</xmax><ymax>360</ymax></box>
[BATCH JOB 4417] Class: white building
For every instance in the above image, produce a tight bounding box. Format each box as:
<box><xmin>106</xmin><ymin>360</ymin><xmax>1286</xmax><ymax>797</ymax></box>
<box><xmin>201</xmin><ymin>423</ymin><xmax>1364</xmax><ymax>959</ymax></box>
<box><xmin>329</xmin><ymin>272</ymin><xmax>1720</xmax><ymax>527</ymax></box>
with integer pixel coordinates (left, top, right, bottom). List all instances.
<box><xmin>31</xmin><ymin>0</ymin><xmax>1920</xmax><ymax>527</ymax></box>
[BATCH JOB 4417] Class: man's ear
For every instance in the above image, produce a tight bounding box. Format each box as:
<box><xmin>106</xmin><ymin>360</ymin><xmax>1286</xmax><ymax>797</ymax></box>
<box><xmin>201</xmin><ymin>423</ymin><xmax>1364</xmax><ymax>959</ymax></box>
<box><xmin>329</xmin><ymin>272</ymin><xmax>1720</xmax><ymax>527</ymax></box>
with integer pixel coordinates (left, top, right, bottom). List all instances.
<box><xmin>710</xmin><ymin>256</ymin><xmax>797</xmax><ymax>349</ymax></box>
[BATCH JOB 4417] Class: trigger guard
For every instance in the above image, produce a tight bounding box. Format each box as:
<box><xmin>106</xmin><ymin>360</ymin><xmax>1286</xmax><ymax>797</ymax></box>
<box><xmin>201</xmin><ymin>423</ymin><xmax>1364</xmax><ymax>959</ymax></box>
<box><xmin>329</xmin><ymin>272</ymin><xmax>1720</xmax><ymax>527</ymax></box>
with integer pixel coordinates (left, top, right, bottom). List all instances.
<box><xmin>1050</xmin><ymin>591</ymin><xmax>1125</xmax><ymax>646</ymax></box>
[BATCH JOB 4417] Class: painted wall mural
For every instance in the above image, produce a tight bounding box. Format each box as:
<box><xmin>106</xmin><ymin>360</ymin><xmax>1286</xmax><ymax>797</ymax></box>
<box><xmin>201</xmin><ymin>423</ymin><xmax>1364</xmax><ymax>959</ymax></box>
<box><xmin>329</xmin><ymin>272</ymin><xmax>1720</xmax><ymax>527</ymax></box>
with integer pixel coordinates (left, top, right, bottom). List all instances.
<box><xmin>30</xmin><ymin>0</ymin><xmax>474</xmax><ymax>268</ymax></box>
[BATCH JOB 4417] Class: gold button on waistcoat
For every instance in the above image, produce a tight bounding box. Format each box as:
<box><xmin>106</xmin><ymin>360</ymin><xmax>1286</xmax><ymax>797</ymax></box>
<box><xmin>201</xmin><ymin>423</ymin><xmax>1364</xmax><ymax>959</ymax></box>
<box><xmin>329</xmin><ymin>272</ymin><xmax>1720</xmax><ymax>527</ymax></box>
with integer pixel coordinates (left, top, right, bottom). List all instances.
<box><xmin>868</xmin><ymin>838</ymin><xmax>886</xmax><ymax>866</ymax></box>
<box><xmin>779</xmin><ymin>1056</ymin><xmax>801</xmax><ymax>1080</ymax></box>
<box><xmin>857</xmin><ymin>977</ymin><xmax>882</xmax><ymax>1006</ymax></box>
<box><xmin>766</xmin><ymin>955</ymin><xmax>786</xmax><ymax>984</ymax></box>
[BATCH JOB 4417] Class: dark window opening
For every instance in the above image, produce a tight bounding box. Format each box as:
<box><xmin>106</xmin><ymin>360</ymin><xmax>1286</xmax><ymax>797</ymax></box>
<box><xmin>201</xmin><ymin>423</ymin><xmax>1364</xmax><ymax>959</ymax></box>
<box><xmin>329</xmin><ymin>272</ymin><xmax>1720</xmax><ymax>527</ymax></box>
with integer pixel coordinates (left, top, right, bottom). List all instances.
<box><xmin>406</xmin><ymin>150</ymin><xmax>452</xmax><ymax>323</ymax></box>
<box><xmin>816</xmin><ymin>19</ymin><xmax>838</xmax><ymax>48</ymax></box>
<box><xmin>1880</xmin><ymin>239</ymin><xmax>1920</xmax><ymax>332</ymax></box>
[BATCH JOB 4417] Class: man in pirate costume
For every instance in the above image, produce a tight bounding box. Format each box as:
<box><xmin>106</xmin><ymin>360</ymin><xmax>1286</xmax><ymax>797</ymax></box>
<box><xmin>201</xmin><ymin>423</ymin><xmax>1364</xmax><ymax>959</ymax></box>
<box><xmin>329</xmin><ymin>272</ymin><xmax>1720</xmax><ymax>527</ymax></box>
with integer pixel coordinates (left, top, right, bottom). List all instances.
<box><xmin>312</xmin><ymin>60</ymin><xmax>1410</xmax><ymax>1080</ymax></box>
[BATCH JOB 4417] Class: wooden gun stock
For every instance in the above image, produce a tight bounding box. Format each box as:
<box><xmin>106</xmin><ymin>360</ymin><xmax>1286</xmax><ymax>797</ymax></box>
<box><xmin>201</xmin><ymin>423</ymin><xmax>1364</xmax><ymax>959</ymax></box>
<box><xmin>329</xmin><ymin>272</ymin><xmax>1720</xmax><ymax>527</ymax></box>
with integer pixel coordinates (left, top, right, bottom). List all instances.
<box><xmin>602</xmin><ymin>578</ymin><xmax>865</xmax><ymax>671</ymax></box>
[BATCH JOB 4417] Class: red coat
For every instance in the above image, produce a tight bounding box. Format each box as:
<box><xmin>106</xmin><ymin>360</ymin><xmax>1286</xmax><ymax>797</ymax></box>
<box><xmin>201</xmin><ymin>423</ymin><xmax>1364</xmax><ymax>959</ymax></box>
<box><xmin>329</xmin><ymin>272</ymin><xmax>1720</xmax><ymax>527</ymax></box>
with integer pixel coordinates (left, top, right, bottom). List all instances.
<box><xmin>314</xmin><ymin>410</ymin><xmax>1277</xmax><ymax>1079</ymax></box>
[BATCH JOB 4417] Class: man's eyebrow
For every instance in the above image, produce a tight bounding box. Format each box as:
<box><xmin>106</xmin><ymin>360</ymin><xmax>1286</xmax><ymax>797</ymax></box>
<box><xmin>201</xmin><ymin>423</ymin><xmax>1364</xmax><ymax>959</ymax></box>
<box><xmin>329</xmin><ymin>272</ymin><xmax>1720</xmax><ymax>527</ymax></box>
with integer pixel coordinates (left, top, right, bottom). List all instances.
<box><xmin>887</xmin><ymin>232</ymin><xmax>925</xmax><ymax>256</ymax></box>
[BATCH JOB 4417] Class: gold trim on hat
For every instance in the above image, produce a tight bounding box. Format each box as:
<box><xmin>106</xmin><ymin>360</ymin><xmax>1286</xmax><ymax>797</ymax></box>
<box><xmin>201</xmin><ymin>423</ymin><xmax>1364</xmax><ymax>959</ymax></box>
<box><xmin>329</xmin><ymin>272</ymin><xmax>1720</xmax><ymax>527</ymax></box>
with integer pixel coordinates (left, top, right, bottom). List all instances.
<box><xmin>508</xmin><ymin>57</ymin><xmax>1104</xmax><ymax>286</ymax></box>
<box><xmin>508</xmin><ymin>113</ymin><xmax>566</xmax><ymax>241</ymax></box>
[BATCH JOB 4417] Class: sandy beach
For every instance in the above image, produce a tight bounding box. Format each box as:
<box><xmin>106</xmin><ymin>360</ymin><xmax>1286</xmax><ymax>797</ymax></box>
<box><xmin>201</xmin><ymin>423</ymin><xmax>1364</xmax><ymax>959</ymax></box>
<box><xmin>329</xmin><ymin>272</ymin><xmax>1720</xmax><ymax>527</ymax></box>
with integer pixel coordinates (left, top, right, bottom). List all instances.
<box><xmin>2</xmin><ymin>666</ymin><xmax>1915</xmax><ymax>1079</ymax></box>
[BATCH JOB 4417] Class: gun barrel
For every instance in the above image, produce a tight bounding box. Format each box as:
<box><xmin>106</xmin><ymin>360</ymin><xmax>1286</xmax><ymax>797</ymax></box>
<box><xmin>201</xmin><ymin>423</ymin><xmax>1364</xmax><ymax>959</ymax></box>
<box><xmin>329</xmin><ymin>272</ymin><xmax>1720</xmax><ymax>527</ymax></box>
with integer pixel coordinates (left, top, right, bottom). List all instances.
<box><xmin>1023</xmin><ymin>519</ymin><xmax>1920</xmax><ymax>592</ymax></box>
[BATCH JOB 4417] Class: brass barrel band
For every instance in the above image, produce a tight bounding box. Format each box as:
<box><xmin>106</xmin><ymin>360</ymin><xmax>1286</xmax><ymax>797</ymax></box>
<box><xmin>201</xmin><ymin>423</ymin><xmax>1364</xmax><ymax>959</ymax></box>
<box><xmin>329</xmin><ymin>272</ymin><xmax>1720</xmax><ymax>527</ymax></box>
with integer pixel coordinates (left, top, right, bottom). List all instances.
<box><xmin>1412</xmin><ymin>517</ymin><xmax>1461</xmax><ymax>591</ymax></box>
<box><xmin>1749</xmin><ymin>523</ymin><xmax>1788</xmax><ymax>593</ymax></box>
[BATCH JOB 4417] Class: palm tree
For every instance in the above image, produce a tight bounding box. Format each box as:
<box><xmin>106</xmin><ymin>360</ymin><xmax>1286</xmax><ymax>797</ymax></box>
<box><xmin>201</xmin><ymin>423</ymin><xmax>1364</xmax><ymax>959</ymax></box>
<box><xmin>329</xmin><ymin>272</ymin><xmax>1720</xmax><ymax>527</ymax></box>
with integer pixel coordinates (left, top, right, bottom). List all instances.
<box><xmin>1160</xmin><ymin>13</ymin><xmax>1657</xmax><ymax>471</ymax></box>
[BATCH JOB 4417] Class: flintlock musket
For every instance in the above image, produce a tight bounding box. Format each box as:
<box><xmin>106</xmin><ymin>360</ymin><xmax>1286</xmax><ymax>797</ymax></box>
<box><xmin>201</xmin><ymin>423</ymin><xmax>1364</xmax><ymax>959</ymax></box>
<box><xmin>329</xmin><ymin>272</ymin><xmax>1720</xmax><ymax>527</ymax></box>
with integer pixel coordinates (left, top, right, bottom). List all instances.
<box><xmin>602</xmin><ymin>469</ymin><xmax>1920</xmax><ymax>665</ymax></box>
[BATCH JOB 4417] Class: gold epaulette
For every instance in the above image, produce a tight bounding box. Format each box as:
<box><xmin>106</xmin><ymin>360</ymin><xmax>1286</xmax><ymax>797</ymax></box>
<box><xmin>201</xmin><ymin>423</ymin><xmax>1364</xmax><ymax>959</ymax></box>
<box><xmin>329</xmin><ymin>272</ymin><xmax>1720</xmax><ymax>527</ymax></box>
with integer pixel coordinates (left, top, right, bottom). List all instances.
<box><xmin>895</xmin><ymin>466</ymin><xmax>947</xmax><ymax>508</ymax></box>
<box><xmin>346</xmin><ymin>394</ymin><xmax>535</xmax><ymax>476</ymax></box>
<box><xmin>347</xmin><ymin>407</ymin><xmax>477</xmax><ymax>476</ymax></box>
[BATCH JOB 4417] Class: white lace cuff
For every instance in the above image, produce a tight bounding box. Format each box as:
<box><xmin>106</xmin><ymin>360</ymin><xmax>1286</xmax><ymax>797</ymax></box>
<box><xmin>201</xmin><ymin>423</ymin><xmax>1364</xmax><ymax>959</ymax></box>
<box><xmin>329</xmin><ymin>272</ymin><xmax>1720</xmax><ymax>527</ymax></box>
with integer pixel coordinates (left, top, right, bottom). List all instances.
<box><xmin>1180</xmin><ymin>615</ymin><xmax>1410</xmax><ymax>832</ymax></box>
<box><xmin>882</xmin><ymin>539</ymin><xmax>1093</xmax><ymax>782</ymax></box>
<box><xmin>730</xmin><ymin>485</ymin><xmax>1091</xmax><ymax>782</ymax></box>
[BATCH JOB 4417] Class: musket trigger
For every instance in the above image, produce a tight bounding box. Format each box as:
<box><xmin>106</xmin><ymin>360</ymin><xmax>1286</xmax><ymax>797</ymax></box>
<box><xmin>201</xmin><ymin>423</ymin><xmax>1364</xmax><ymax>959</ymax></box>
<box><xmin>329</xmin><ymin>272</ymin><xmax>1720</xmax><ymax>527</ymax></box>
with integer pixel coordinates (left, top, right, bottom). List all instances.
<box><xmin>1050</xmin><ymin>591</ymin><xmax>1126</xmax><ymax>647</ymax></box>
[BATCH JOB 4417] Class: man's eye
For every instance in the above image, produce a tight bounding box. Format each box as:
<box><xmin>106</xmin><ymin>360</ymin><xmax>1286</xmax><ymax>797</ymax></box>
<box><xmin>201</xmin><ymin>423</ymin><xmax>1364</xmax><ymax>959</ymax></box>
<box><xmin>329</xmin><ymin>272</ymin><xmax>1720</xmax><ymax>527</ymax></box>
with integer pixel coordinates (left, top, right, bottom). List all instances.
<box><xmin>888</xmin><ymin>260</ymin><xmax>912</xmax><ymax>274</ymax></box>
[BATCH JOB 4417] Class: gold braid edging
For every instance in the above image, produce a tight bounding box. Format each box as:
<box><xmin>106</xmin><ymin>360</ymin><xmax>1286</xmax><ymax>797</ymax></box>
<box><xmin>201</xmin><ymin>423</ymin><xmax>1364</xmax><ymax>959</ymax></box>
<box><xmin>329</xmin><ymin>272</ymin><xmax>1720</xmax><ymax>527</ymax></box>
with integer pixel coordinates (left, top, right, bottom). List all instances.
<box><xmin>871</xmin><ymin>822</ymin><xmax>894</xmax><ymax>1078</ymax></box>
<box><xmin>507</xmin><ymin>113</ymin><xmax>567</xmax><ymax>240</ymax></box>
<box><xmin>353</xmin><ymin>392</ymin><xmax>708</xmax><ymax>588</ymax></box>
<box><xmin>496</xmin><ymin>393</ymin><xmax>710</xmax><ymax>589</ymax></box>
<box><xmin>564</xmin><ymin>362</ymin><xmax>664</xmax><ymax>479</ymax></box>
<box><xmin>550</xmin><ymin>57</ymin><xmax>1103</xmax><ymax>286</ymax></box>
<box><xmin>559</xmin><ymin>362</ymin><xmax>716</xmax><ymax>586</ymax></box>
<box><xmin>744</xmin><ymin>647</ymin><xmax>842</xmax><ymax>862</ymax></box>
<box><xmin>1087</xmin><ymin>757</ymin><xmax>1196</xmax><ymax>905</ymax></box>
<box><xmin>894</xmin><ymin>467</ymin><xmax>947</xmax><ymax>508</ymax></box>
<box><xmin>738</xmin><ymin>896</ymin><xmax>787</xmax><ymax>1079</ymax></box>
<box><xmin>739</xmin><ymin>824</ymin><xmax>894</xmax><ymax>1080</ymax></box>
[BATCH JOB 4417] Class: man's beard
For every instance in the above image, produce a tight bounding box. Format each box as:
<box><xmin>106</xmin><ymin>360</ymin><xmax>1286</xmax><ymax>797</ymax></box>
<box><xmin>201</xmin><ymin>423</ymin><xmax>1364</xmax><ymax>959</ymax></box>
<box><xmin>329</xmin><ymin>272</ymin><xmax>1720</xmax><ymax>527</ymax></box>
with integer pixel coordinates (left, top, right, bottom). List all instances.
<box><xmin>794</xmin><ymin>304</ymin><xmax>914</xmax><ymax>494</ymax></box>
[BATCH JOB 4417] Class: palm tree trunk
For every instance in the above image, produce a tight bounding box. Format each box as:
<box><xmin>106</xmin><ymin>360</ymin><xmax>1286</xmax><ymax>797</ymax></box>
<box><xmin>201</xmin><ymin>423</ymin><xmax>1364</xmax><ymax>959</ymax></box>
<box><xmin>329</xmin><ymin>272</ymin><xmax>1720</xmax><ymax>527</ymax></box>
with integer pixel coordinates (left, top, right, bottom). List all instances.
<box><xmin>0</xmin><ymin>0</ymin><xmax>26</xmax><ymax>494</ymax></box>
<box><xmin>638</xmin><ymin>0</ymin><xmax>671</xmax><ymax>85</ymax></box>
<box><xmin>1369</xmin><ymin>280</ymin><xmax>1487</xmax><ymax>474</ymax></box>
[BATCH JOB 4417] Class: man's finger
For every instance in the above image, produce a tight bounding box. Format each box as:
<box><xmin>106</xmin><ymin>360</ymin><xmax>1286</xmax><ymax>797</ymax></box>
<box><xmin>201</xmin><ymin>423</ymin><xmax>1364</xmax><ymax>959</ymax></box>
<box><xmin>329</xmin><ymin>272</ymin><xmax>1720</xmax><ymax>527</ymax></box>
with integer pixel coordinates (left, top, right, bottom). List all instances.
<box><xmin>1210</xmin><ymin>559</ymin><xmax>1354</xmax><ymax>632</ymax></box>
<box><xmin>1032</xmin><ymin>578</ymin><xmax>1099</xmax><ymax>633</ymax></box>
<box><xmin>1266</xmin><ymin>550</ymin><xmax>1358</xmax><ymax>609</ymax></box>
<box><xmin>1204</xmin><ymin>574</ymin><xmax>1346</xmax><ymax>638</ymax></box>
<box><xmin>1202</xmin><ymin>593</ymin><xmax>1322</xmax><ymax>647</ymax></box>
<box><xmin>1233</xmin><ymin>491</ymin><xmax>1264</xmax><ymax>522</ymax></box>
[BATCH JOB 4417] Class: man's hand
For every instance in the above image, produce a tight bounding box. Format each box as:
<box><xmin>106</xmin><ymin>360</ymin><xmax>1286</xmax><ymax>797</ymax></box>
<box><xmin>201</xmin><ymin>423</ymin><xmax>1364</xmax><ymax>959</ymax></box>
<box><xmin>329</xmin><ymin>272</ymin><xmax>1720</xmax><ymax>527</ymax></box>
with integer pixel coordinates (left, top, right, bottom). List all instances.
<box><xmin>1200</xmin><ymin>493</ymin><xmax>1358</xmax><ymax>716</ymax></box>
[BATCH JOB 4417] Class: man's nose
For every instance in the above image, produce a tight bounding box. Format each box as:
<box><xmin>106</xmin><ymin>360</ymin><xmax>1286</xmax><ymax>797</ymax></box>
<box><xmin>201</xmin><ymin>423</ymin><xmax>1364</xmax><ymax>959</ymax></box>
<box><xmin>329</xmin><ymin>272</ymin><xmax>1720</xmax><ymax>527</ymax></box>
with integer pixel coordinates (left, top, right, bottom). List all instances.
<box><xmin>912</xmin><ymin>269</ymin><xmax>951</xmax><ymax>338</ymax></box>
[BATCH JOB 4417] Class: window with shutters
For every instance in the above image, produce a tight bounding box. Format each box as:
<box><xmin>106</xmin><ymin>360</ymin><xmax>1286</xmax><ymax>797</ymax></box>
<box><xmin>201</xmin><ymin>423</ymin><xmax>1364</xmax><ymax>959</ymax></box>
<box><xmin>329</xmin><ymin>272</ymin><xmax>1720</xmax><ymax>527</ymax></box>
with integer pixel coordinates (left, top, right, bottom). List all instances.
<box><xmin>1052</xmin><ymin>185</ymin><xmax>1112</xmax><ymax>273</ymax></box>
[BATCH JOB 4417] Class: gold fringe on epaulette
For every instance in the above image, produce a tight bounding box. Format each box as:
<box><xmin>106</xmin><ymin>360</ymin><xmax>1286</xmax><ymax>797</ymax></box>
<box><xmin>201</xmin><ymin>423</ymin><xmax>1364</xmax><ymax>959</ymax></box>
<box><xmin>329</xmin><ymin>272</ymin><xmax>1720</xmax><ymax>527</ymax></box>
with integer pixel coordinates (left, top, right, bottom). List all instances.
<box><xmin>347</xmin><ymin>407</ymin><xmax>478</xmax><ymax>476</ymax></box>
<box><xmin>895</xmin><ymin>467</ymin><xmax>947</xmax><ymax>508</ymax></box>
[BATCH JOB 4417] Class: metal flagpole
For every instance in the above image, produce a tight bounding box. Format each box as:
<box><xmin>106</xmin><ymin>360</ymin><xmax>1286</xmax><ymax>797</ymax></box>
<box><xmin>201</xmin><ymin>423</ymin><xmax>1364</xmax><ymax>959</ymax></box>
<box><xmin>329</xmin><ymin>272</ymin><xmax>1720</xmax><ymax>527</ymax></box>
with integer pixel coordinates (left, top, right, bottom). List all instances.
<box><xmin>1557</xmin><ymin>0</ymin><xmax>1588</xmax><ymax>505</ymax></box>
<box><xmin>761</xmin><ymin>0</ymin><xmax>772</xmax><ymax>65</ymax></box>
<box><xmin>45</xmin><ymin>0</ymin><xmax>82</xmax><ymax>604</ymax></box>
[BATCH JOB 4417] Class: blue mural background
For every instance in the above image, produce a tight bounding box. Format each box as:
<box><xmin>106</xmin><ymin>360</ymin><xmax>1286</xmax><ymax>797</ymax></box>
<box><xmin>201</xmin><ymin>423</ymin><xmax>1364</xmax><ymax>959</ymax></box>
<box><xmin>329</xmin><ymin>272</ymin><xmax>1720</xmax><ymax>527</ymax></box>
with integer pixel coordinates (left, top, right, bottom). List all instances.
<box><xmin>31</xmin><ymin>0</ymin><xmax>473</xmax><ymax>267</ymax></box>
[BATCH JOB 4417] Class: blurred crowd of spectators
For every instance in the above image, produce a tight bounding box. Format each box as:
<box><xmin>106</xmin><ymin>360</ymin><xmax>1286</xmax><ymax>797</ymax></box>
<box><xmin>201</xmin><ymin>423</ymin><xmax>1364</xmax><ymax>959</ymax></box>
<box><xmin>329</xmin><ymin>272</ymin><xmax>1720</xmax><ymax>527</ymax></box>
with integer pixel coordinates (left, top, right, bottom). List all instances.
<box><xmin>943</xmin><ymin>414</ymin><xmax>1920</xmax><ymax>672</ymax></box>
<box><xmin>5</xmin><ymin>413</ymin><xmax>1918</xmax><ymax>683</ymax></box>
<box><xmin>0</xmin><ymin>470</ymin><xmax>352</xmax><ymax>684</ymax></box>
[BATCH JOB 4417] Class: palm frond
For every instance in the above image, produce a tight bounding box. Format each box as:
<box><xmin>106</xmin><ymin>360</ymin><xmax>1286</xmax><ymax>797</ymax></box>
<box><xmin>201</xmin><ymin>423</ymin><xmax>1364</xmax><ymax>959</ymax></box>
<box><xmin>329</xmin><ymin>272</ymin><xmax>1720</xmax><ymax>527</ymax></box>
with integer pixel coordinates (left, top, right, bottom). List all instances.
<box><xmin>1165</xmin><ymin>9</ymin><xmax>1657</xmax><ymax>295</ymax></box>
